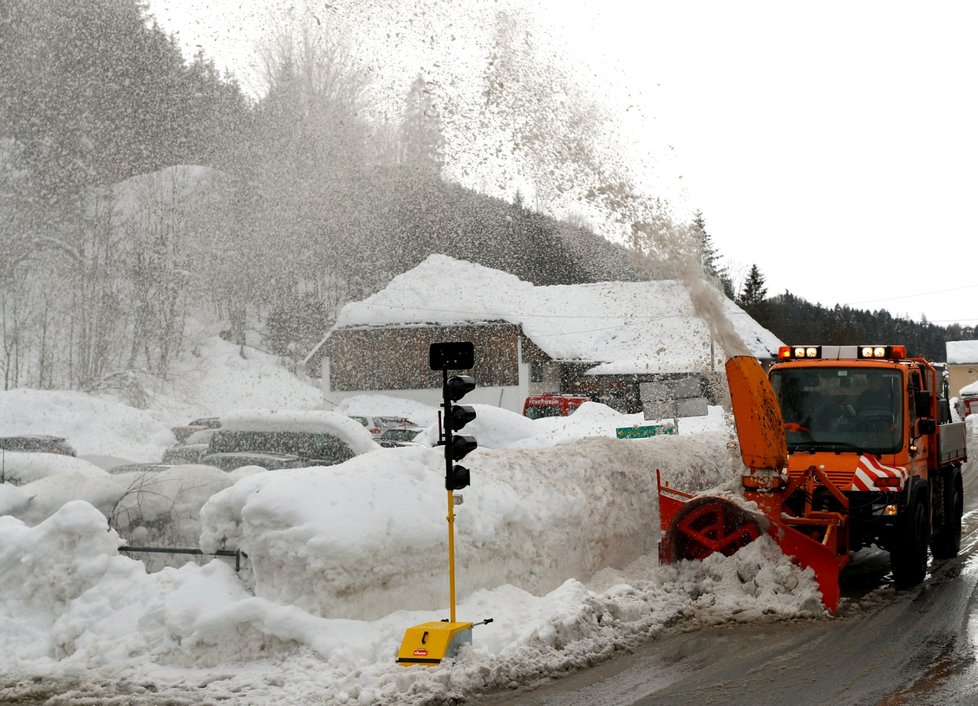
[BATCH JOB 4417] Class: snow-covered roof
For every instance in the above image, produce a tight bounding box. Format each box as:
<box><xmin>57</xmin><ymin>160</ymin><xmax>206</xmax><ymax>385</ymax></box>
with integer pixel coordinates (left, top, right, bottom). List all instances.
<box><xmin>946</xmin><ymin>340</ymin><xmax>978</xmax><ymax>364</ymax></box>
<box><xmin>332</xmin><ymin>255</ymin><xmax>783</xmax><ymax>374</ymax></box>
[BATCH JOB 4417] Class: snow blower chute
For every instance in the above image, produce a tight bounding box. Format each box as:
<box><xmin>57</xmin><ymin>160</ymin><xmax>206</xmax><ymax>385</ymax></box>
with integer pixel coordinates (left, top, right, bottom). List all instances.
<box><xmin>657</xmin><ymin>355</ymin><xmax>845</xmax><ymax>614</ymax></box>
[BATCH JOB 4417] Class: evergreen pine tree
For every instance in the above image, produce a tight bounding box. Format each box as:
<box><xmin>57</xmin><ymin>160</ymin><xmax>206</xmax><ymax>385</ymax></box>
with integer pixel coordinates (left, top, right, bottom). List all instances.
<box><xmin>692</xmin><ymin>210</ymin><xmax>734</xmax><ymax>298</ymax></box>
<box><xmin>400</xmin><ymin>74</ymin><xmax>444</xmax><ymax>174</ymax></box>
<box><xmin>737</xmin><ymin>264</ymin><xmax>768</xmax><ymax>307</ymax></box>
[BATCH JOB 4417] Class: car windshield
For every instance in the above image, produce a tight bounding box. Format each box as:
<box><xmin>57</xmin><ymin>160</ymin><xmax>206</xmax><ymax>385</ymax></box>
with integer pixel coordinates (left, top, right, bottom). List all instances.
<box><xmin>770</xmin><ymin>367</ymin><xmax>904</xmax><ymax>454</ymax></box>
<box><xmin>209</xmin><ymin>430</ymin><xmax>355</xmax><ymax>465</ymax></box>
<box><xmin>380</xmin><ymin>428</ymin><xmax>422</xmax><ymax>442</ymax></box>
<box><xmin>203</xmin><ymin>454</ymin><xmax>303</xmax><ymax>471</ymax></box>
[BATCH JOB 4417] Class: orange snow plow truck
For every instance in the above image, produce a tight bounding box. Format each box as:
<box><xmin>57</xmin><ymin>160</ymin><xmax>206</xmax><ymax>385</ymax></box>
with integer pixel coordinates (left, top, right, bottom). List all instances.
<box><xmin>658</xmin><ymin>345</ymin><xmax>968</xmax><ymax>614</ymax></box>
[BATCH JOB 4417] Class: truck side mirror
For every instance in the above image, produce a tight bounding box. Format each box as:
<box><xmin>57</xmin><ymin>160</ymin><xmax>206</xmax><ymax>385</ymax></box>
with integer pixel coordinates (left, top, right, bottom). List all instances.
<box><xmin>914</xmin><ymin>389</ymin><xmax>933</xmax><ymax>418</ymax></box>
<box><xmin>916</xmin><ymin>419</ymin><xmax>936</xmax><ymax>436</ymax></box>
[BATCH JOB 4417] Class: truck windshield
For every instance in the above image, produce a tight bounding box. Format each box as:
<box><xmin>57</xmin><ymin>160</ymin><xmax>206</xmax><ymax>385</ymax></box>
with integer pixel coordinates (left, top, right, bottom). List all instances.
<box><xmin>769</xmin><ymin>367</ymin><xmax>903</xmax><ymax>454</ymax></box>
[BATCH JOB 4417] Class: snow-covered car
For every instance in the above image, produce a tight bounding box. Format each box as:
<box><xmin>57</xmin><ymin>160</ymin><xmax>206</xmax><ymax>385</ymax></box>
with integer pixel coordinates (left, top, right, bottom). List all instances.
<box><xmin>171</xmin><ymin>416</ymin><xmax>221</xmax><ymax>443</ymax></box>
<box><xmin>206</xmin><ymin>409</ymin><xmax>380</xmax><ymax>467</ymax></box>
<box><xmin>958</xmin><ymin>379</ymin><xmax>978</xmax><ymax>418</ymax></box>
<box><xmin>0</xmin><ymin>451</ymin><xmax>107</xmax><ymax>485</ymax></box>
<box><xmin>0</xmin><ymin>434</ymin><xmax>77</xmax><ymax>456</ymax></box>
<box><xmin>161</xmin><ymin>428</ymin><xmax>217</xmax><ymax>464</ymax></box>
<box><xmin>522</xmin><ymin>394</ymin><xmax>590</xmax><ymax>419</ymax></box>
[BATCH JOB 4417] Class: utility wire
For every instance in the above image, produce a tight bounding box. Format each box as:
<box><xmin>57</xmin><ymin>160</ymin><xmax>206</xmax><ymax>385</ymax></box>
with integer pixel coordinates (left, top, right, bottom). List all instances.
<box><xmin>844</xmin><ymin>282</ymin><xmax>978</xmax><ymax>306</ymax></box>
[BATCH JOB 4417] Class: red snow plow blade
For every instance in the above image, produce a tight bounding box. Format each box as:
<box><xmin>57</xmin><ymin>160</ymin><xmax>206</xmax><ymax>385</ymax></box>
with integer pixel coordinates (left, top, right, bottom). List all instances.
<box><xmin>656</xmin><ymin>472</ymin><xmax>842</xmax><ymax>614</ymax></box>
<box><xmin>655</xmin><ymin>356</ymin><xmax>844</xmax><ymax>614</ymax></box>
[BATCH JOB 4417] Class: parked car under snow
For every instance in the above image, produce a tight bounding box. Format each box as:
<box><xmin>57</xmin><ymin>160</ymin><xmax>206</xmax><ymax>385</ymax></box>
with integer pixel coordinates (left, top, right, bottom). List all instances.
<box><xmin>162</xmin><ymin>428</ymin><xmax>218</xmax><ymax>464</ymax></box>
<box><xmin>0</xmin><ymin>435</ymin><xmax>77</xmax><ymax>456</ymax></box>
<box><xmin>202</xmin><ymin>409</ymin><xmax>380</xmax><ymax>468</ymax></box>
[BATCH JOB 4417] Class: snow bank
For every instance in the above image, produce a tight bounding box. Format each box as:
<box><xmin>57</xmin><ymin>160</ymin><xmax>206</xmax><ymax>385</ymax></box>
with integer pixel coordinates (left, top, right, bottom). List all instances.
<box><xmin>0</xmin><ymin>501</ymin><xmax>823</xmax><ymax>704</ymax></box>
<box><xmin>199</xmin><ymin>431</ymin><xmax>737</xmax><ymax>621</ymax></box>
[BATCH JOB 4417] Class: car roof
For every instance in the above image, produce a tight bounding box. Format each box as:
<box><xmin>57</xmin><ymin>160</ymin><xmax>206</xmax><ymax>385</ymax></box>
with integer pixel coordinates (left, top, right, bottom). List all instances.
<box><xmin>0</xmin><ymin>434</ymin><xmax>69</xmax><ymax>442</ymax></box>
<box><xmin>218</xmin><ymin>409</ymin><xmax>378</xmax><ymax>455</ymax></box>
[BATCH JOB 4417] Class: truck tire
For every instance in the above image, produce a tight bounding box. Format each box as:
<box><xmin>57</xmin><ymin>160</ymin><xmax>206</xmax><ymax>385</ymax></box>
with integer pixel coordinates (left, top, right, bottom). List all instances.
<box><xmin>890</xmin><ymin>486</ymin><xmax>929</xmax><ymax>587</ymax></box>
<box><xmin>931</xmin><ymin>467</ymin><xmax>964</xmax><ymax>560</ymax></box>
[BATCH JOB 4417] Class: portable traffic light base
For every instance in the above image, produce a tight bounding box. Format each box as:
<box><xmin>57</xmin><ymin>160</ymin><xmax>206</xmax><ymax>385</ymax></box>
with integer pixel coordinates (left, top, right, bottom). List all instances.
<box><xmin>396</xmin><ymin>621</ymin><xmax>473</xmax><ymax>666</ymax></box>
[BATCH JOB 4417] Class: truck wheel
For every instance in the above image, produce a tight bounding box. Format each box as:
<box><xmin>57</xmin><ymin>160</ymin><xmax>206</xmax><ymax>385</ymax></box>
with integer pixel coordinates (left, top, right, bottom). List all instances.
<box><xmin>890</xmin><ymin>487</ymin><xmax>929</xmax><ymax>587</ymax></box>
<box><xmin>931</xmin><ymin>468</ymin><xmax>963</xmax><ymax>560</ymax></box>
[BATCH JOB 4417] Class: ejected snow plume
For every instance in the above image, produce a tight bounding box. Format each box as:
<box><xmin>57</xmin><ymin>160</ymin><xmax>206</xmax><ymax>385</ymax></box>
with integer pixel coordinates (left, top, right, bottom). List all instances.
<box><xmin>291</xmin><ymin>0</ymin><xmax>682</xmax><ymax>246</ymax></box>
<box><xmin>664</xmin><ymin>228</ymin><xmax>752</xmax><ymax>360</ymax></box>
<box><xmin>325</xmin><ymin>0</ymin><xmax>735</xmax><ymax>305</ymax></box>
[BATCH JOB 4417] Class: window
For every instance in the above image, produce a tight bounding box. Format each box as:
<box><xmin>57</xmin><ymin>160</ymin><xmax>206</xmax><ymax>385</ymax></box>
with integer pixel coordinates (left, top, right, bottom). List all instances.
<box><xmin>770</xmin><ymin>367</ymin><xmax>903</xmax><ymax>454</ymax></box>
<box><xmin>209</xmin><ymin>430</ymin><xmax>355</xmax><ymax>465</ymax></box>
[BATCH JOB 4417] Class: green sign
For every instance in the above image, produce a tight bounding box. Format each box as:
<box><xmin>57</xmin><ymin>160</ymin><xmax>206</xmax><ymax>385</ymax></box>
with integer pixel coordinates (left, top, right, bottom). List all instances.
<box><xmin>615</xmin><ymin>424</ymin><xmax>676</xmax><ymax>439</ymax></box>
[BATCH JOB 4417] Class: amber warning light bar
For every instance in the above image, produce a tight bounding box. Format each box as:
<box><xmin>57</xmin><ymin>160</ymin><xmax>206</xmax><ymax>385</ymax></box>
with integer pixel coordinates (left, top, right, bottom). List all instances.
<box><xmin>778</xmin><ymin>345</ymin><xmax>907</xmax><ymax>361</ymax></box>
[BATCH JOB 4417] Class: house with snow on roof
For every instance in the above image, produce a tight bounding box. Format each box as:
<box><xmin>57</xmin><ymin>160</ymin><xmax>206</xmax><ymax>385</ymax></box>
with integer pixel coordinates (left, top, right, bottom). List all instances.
<box><xmin>946</xmin><ymin>339</ymin><xmax>978</xmax><ymax>400</ymax></box>
<box><xmin>307</xmin><ymin>255</ymin><xmax>784</xmax><ymax>414</ymax></box>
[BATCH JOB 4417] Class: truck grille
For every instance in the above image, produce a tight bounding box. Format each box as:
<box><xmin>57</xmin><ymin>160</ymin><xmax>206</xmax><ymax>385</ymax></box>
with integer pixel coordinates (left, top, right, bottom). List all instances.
<box><xmin>788</xmin><ymin>468</ymin><xmax>853</xmax><ymax>491</ymax></box>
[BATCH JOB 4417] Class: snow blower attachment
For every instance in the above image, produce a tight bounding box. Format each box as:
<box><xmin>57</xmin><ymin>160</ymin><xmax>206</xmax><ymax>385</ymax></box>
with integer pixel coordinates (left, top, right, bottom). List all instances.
<box><xmin>657</xmin><ymin>355</ymin><xmax>844</xmax><ymax>614</ymax></box>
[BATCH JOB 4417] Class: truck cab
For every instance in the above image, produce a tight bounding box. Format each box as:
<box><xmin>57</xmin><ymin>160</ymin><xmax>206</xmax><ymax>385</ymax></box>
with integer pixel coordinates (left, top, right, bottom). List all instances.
<box><xmin>766</xmin><ymin>344</ymin><xmax>966</xmax><ymax>583</ymax></box>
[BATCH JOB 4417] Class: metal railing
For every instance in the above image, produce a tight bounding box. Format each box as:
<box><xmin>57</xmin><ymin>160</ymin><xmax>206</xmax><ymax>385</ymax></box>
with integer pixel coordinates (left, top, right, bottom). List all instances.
<box><xmin>119</xmin><ymin>545</ymin><xmax>247</xmax><ymax>572</ymax></box>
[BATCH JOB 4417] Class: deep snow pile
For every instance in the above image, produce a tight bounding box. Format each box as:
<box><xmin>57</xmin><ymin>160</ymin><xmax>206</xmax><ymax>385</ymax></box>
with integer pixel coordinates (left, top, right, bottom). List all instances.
<box><xmin>0</xmin><ymin>335</ymin><xmax>832</xmax><ymax>705</ymax></box>
<box><xmin>198</xmin><ymin>430</ymin><xmax>736</xmax><ymax>621</ymax></box>
<box><xmin>0</xmin><ymin>502</ymin><xmax>823</xmax><ymax>705</ymax></box>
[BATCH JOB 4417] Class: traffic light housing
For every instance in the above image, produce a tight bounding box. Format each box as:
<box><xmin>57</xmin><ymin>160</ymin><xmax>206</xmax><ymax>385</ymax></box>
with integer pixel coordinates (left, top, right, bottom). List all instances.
<box><xmin>447</xmin><ymin>464</ymin><xmax>470</xmax><ymax>491</ymax></box>
<box><xmin>429</xmin><ymin>343</ymin><xmax>477</xmax><ymax>491</ymax></box>
<box><xmin>446</xmin><ymin>375</ymin><xmax>476</xmax><ymax>403</ymax></box>
<box><xmin>447</xmin><ymin>404</ymin><xmax>476</xmax><ymax>432</ymax></box>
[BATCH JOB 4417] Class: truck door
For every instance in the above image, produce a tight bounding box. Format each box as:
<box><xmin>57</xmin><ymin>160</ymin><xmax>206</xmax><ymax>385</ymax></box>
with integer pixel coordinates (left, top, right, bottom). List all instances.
<box><xmin>908</xmin><ymin>370</ymin><xmax>930</xmax><ymax>480</ymax></box>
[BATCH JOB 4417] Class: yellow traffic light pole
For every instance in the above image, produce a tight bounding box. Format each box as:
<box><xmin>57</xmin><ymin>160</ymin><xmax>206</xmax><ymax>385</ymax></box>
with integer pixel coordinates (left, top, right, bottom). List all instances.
<box><xmin>396</xmin><ymin>343</ymin><xmax>490</xmax><ymax>666</ymax></box>
<box><xmin>447</xmin><ymin>488</ymin><xmax>458</xmax><ymax>623</ymax></box>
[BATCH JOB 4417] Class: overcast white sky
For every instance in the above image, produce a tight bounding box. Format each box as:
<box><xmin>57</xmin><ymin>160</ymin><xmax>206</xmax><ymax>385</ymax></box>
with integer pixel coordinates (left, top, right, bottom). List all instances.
<box><xmin>146</xmin><ymin>0</ymin><xmax>978</xmax><ymax>327</ymax></box>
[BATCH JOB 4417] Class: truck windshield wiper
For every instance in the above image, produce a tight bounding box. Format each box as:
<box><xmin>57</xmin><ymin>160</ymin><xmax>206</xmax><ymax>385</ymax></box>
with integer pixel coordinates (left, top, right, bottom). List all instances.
<box><xmin>787</xmin><ymin>440</ymin><xmax>866</xmax><ymax>454</ymax></box>
<box><xmin>815</xmin><ymin>441</ymin><xmax>866</xmax><ymax>453</ymax></box>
